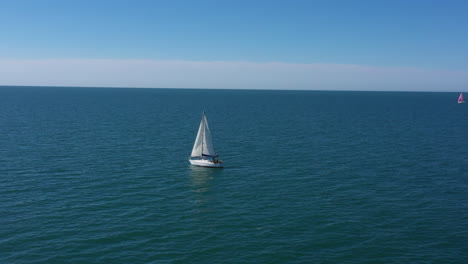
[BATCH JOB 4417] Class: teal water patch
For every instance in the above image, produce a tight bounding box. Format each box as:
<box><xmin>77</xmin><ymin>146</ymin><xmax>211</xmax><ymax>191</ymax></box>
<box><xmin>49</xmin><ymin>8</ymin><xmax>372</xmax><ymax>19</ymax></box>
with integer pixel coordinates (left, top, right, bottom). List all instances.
<box><xmin>0</xmin><ymin>87</ymin><xmax>467</xmax><ymax>263</ymax></box>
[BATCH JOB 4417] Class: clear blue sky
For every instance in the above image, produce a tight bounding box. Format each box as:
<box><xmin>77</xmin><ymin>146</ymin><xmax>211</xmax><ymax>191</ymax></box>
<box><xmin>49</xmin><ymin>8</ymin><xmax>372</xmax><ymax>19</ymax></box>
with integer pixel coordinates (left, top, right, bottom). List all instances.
<box><xmin>1</xmin><ymin>0</ymin><xmax>468</xmax><ymax>90</ymax></box>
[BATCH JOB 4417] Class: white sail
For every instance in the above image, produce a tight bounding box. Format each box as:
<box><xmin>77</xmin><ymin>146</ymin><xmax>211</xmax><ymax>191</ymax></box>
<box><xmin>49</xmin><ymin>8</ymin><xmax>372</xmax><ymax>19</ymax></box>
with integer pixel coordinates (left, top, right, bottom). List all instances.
<box><xmin>190</xmin><ymin>113</ymin><xmax>217</xmax><ymax>157</ymax></box>
<box><xmin>190</xmin><ymin>117</ymin><xmax>204</xmax><ymax>157</ymax></box>
<box><xmin>201</xmin><ymin>115</ymin><xmax>216</xmax><ymax>156</ymax></box>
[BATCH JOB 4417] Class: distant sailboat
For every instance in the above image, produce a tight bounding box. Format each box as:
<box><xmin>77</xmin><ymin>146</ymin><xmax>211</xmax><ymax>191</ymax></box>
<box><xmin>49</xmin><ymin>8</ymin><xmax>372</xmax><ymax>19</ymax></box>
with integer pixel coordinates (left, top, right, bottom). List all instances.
<box><xmin>458</xmin><ymin>93</ymin><xmax>465</xmax><ymax>104</ymax></box>
<box><xmin>189</xmin><ymin>112</ymin><xmax>223</xmax><ymax>168</ymax></box>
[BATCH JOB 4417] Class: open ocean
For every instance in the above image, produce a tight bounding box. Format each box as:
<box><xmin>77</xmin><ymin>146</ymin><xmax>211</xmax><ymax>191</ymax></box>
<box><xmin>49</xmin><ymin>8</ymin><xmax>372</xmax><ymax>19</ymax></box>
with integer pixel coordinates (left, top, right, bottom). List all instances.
<box><xmin>1</xmin><ymin>86</ymin><xmax>467</xmax><ymax>263</ymax></box>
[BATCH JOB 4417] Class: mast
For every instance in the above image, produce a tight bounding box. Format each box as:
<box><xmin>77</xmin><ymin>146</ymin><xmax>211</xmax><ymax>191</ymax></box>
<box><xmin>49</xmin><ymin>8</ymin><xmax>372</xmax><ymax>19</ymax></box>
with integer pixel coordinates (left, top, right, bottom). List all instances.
<box><xmin>201</xmin><ymin>112</ymin><xmax>205</xmax><ymax>158</ymax></box>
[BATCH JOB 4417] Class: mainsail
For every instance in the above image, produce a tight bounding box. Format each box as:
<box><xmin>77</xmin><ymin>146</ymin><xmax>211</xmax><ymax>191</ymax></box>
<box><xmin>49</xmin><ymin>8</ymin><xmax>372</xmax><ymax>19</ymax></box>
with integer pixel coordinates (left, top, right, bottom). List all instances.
<box><xmin>191</xmin><ymin>113</ymin><xmax>217</xmax><ymax>157</ymax></box>
<box><xmin>458</xmin><ymin>93</ymin><xmax>464</xmax><ymax>103</ymax></box>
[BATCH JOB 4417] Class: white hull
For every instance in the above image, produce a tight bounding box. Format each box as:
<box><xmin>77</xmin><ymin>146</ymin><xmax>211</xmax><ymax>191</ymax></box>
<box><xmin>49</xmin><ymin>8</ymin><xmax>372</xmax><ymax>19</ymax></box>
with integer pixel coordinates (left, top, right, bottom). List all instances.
<box><xmin>189</xmin><ymin>159</ymin><xmax>223</xmax><ymax>168</ymax></box>
<box><xmin>458</xmin><ymin>101</ymin><xmax>465</xmax><ymax>104</ymax></box>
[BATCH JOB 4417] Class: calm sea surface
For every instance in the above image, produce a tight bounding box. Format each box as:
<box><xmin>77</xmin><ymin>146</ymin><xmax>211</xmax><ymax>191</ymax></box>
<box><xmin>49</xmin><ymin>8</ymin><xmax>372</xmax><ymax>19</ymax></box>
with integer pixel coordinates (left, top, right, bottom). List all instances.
<box><xmin>1</xmin><ymin>86</ymin><xmax>467</xmax><ymax>263</ymax></box>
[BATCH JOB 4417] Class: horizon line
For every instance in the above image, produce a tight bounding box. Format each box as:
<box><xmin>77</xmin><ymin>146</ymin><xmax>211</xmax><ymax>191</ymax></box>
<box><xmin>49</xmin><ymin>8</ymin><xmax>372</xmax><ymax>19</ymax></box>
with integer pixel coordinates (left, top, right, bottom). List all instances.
<box><xmin>0</xmin><ymin>84</ymin><xmax>464</xmax><ymax>93</ymax></box>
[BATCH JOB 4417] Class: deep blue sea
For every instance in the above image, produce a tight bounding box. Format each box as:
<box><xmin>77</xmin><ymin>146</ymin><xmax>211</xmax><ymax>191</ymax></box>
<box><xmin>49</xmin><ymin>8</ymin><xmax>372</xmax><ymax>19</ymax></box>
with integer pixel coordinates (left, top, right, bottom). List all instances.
<box><xmin>1</xmin><ymin>86</ymin><xmax>467</xmax><ymax>263</ymax></box>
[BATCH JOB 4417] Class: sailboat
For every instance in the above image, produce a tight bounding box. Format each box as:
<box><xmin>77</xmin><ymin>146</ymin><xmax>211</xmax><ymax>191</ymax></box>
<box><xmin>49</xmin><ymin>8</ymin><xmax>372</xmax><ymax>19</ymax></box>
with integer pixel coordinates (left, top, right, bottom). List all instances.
<box><xmin>189</xmin><ymin>112</ymin><xmax>223</xmax><ymax>168</ymax></box>
<box><xmin>458</xmin><ymin>93</ymin><xmax>465</xmax><ymax>104</ymax></box>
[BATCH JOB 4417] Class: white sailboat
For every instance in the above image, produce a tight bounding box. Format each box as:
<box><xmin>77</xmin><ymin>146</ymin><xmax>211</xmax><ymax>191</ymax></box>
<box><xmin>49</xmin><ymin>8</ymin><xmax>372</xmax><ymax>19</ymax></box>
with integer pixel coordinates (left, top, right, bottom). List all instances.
<box><xmin>189</xmin><ymin>112</ymin><xmax>223</xmax><ymax>168</ymax></box>
<box><xmin>458</xmin><ymin>93</ymin><xmax>465</xmax><ymax>104</ymax></box>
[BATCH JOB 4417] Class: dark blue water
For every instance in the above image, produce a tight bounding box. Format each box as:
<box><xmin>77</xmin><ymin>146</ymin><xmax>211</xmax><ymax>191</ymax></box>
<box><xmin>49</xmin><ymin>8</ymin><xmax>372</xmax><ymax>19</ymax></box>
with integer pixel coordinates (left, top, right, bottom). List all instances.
<box><xmin>1</xmin><ymin>86</ymin><xmax>467</xmax><ymax>263</ymax></box>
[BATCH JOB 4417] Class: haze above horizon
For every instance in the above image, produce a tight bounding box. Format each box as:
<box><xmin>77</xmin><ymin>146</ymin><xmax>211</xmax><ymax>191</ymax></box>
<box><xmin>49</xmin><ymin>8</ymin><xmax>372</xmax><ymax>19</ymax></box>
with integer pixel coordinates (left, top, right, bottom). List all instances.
<box><xmin>1</xmin><ymin>0</ymin><xmax>467</xmax><ymax>91</ymax></box>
